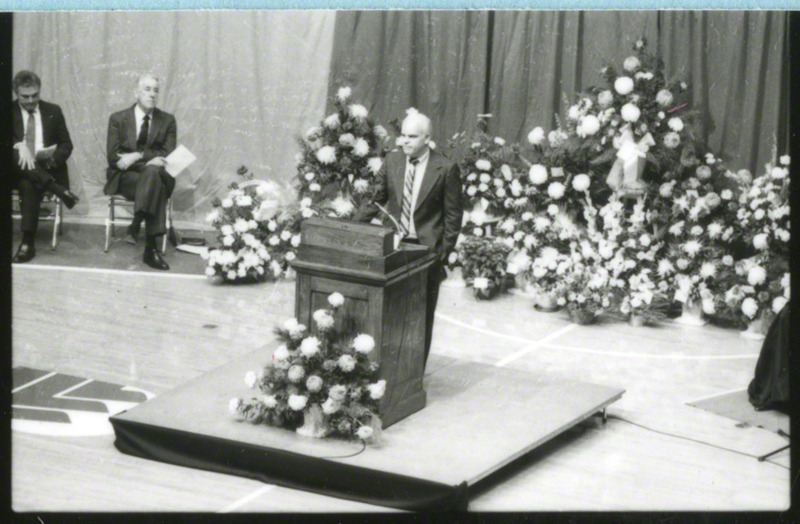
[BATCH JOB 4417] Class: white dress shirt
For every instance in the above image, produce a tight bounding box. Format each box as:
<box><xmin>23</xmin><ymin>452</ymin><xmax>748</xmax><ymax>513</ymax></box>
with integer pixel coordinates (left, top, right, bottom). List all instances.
<box><xmin>20</xmin><ymin>104</ymin><xmax>44</xmax><ymax>154</ymax></box>
<box><xmin>404</xmin><ymin>148</ymin><xmax>430</xmax><ymax>239</ymax></box>
<box><xmin>134</xmin><ymin>104</ymin><xmax>152</xmax><ymax>143</ymax></box>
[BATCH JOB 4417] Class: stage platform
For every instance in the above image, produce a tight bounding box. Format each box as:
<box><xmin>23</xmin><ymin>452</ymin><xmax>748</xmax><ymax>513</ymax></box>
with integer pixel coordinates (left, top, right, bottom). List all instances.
<box><xmin>111</xmin><ymin>343</ymin><xmax>624</xmax><ymax>511</ymax></box>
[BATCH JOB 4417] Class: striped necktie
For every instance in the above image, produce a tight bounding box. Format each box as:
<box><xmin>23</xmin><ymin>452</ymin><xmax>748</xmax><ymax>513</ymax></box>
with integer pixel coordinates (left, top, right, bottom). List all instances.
<box><xmin>399</xmin><ymin>157</ymin><xmax>419</xmax><ymax>236</ymax></box>
<box><xmin>25</xmin><ymin>110</ymin><xmax>36</xmax><ymax>155</ymax></box>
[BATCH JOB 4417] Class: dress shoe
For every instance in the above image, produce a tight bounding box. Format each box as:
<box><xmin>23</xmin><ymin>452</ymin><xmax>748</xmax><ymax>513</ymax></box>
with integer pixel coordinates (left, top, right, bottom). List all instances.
<box><xmin>143</xmin><ymin>247</ymin><xmax>170</xmax><ymax>270</ymax></box>
<box><xmin>12</xmin><ymin>243</ymin><xmax>36</xmax><ymax>263</ymax></box>
<box><xmin>123</xmin><ymin>226</ymin><xmax>139</xmax><ymax>245</ymax></box>
<box><xmin>61</xmin><ymin>190</ymin><xmax>80</xmax><ymax>210</ymax></box>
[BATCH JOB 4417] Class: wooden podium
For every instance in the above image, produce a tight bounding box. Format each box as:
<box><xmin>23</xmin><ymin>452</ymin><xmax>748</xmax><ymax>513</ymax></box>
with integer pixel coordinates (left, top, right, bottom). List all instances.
<box><xmin>291</xmin><ymin>217</ymin><xmax>437</xmax><ymax>428</ymax></box>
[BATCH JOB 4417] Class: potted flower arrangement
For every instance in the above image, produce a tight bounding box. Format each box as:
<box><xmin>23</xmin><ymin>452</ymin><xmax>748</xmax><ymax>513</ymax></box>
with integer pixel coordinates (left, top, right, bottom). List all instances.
<box><xmin>719</xmin><ymin>154</ymin><xmax>790</xmax><ymax>337</ymax></box>
<box><xmin>457</xmin><ymin>235</ymin><xmax>513</xmax><ymax>300</ymax></box>
<box><xmin>295</xmin><ymin>86</ymin><xmax>392</xmax><ymax>220</ymax></box>
<box><xmin>560</xmin><ymin>251</ymin><xmax>612</xmax><ymax>325</ymax></box>
<box><xmin>448</xmin><ymin>116</ymin><xmax>528</xmax><ymax>233</ymax></box>
<box><xmin>204</xmin><ymin>166</ymin><xmax>293</xmax><ymax>283</ymax></box>
<box><xmin>230</xmin><ymin>292</ymin><xmax>386</xmax><ymax>442</ymax></box>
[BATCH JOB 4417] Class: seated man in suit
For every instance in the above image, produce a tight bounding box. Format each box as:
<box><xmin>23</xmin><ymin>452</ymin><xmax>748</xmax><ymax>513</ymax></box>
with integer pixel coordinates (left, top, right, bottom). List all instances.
<box><xmin>356</xmin><ymin>110</ymin><xmax>464</xmax><ymax>365</ymax></box>
<box><xmin>12</xmin><ymin>70</ymin><xmax>79</xmax><ymax>263</ymax></box>
<box><xmin>104</xmin><ymin>73</ymin><xmax>177</xmax><ymax>270</ymax></box>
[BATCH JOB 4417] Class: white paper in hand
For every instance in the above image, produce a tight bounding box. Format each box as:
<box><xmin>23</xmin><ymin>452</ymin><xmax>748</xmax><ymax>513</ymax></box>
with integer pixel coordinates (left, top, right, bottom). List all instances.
<box><xmin>165</xmin><ymin>144</ymin><xmax>197</xmax><ymax>177</ymax></box>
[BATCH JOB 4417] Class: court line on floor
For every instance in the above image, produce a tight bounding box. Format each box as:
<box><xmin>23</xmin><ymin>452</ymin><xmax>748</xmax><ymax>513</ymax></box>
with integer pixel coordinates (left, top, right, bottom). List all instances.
<box><xmin>494</xmin><ymin>324</ymin><xmax>577</xmax><ymax>367</ymax></box>
<box><xmin>435</xmin><ymin>312</ymin><xmax>759</xmax><ymax>361</ymax></box>
<box><xmin>12</xmin><ymin>263</ymin><xmax>207</xmax><ymax>280</ymax></box>
<box><xmin>218</xmin><ymin>484</ymin><xmax>276</xmax><ymax>513</ymax></box>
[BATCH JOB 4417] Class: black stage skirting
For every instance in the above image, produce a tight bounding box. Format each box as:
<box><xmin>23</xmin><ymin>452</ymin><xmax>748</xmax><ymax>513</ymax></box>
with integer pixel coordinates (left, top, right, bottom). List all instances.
<box><xmin>111</xmin><ymin>350</ymin><xmax>623</xmax><ymax>511</ymax></box>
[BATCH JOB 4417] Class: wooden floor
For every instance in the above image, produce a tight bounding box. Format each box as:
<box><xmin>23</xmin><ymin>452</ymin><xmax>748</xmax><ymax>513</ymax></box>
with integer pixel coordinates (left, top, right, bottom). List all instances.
<box><xmin>11</xmin><ymin>263</ymin><xmax>790</xmax><ymax>512</ymax></box>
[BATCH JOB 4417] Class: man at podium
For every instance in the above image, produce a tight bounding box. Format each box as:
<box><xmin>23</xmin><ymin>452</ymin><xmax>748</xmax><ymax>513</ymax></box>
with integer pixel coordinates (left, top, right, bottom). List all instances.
<box><xmin>356</xmin><ymin>110</ymin><xmax>464</xmax><ymax>363</ymax></box>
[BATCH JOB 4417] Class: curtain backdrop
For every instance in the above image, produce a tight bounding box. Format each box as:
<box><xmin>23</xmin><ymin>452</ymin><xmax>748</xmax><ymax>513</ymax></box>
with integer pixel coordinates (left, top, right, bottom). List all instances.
<box><xmin>328</xmin><ymin>11</ymin><xmax>490</xmax><ymax>148</ymax></box>
<box><xmin>13</xmin><ymin>11</ymin><xmax>336</xmax><ymax>225</ymax></box>
<box><xmin>330</xmin><ymin>10</ymin><xmax>787</xmax><ymax>175</ymax></box>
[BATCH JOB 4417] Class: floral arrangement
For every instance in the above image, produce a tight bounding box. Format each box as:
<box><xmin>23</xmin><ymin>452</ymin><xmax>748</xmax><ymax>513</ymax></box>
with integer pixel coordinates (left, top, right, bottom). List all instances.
<box><xmin>456</xmin><ymin>235</ymin><xmax>513</xmax><ymax>300</ymax></box>
<box><xmin>204</xmin><ymin>166</ymin><xmax>294</xmax><ymax>283</ymax></box>
<box><xmin>717</xmin><ymin>154</ymin><xmax>790</xmax><ymax>328</ymax></box>
<box><xmin>448</xmin><ymin>116</ymin><xmax>528</xmax><ymax>227</ymax></box>
<box><xmin>558</xmin><ymin>239</ymin><xmax>612</xmax><ymax>321</ymax></box>
<box><xmin>230</xmin><ymin>292</ymin><xmax>386</xmax><ymax>442</ymax></box>
<box><xmin>295</xmin><ymin>86</ymin><xmax>392</xmax><ymax>220</ymax></box>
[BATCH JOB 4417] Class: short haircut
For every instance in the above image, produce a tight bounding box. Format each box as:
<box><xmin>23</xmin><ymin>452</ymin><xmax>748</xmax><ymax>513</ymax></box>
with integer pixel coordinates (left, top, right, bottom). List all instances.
<box><xmin>403</xmin><ymin>112</ymin><xmax>432</xmax><ymax>137</ymax></box>
<box><xmin>136</xmin><ymin>73</ymin><xmax>160</xmax><ymax>88</ymax></box>
<box><xmin>13</xmin><ymin>70</ymin><xmax>41</xmax><ymax>92</ymax></box>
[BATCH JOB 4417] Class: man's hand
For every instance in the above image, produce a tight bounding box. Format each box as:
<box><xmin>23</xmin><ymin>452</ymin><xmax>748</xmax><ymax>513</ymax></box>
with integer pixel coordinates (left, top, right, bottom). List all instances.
<box><xmin>117</xmin><ymin>152</ymin><xmax>143</xmax><ymax>170</ymax></box>
<box><xmin>14</xmin><ymin>142</ymin><xmax>36</xmax><ymax>171</ymax></box>
<box><xmin>146</xmin><ymin>157</ymin><xmax>167</xmax><ymax>168</ymax></box>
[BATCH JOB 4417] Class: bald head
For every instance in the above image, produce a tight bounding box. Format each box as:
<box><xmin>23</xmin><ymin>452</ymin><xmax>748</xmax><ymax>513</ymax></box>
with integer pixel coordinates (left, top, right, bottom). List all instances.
<box><xmin>400</xmin><ymin>112</ymin><xmax>432</xmax><ymax>159</ymax></box>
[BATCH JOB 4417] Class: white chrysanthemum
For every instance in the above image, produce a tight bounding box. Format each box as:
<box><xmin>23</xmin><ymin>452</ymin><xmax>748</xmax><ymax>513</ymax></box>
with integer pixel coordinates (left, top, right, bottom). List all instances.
<box><xmin>316</xmin><ymin>145</ymin><xmax>337</xmax><ymax>164</ymax></box>
<box><xmin>288</xmin><ymin>394</ymin><xmax>308</xmax><ymax>411</ymax></box>
<box><xmin>656</xmin><ymin>89</ymin><xmax>673</xmax><ymax>107</ymax></box>
<box><xmin>338</xmin><ymin>133</ymin><xmax>355</xmax><ymax>146</ymax></box>
<box><xmin>353</xmin><ymin>138</ymin><xmax>370</xmax><ymax>157</ymax></box>
<box><xmin>682</xmin><ymin>239</ymin><xmax>702</xmax><ymax>257</ymax></box>
<box><xmin>338</xmin><ymin>354</ymin><xmax>356</xmax><ymax>372</ymax></box>
<box><xmin>348</xmin><ymin>103</ymin><xmax>368</xmax><ymax>119</ymax></box>
<box><xmin>699</xmin><ymin>262</ymin><xmax>717</xmax><ymax>279</ymax></box>
<box><xmin>313</xmin><ymin>309</ymin><xmax>334</xmax><ymax>331</ymax></box>
<box><xmin>614</xmin><ymin>76</ymin><xmax>634</xmax><ymax>95</ymax></box>
<box><xmin>753</xmin><ymin>233</ymin><xmax>769</xmax><ymax>250</ymax></box>
<box><xmin>473</xmin><ymin>277</ymin><xmax>490</xmax><ymax>290</ymax></box>
<box><xmin>500</xmin><ymin>164</ymin><xmax>513</xmax><ymax>181</ymax></box>
<box><xmin>336</xmin><ymin>86</ymin><xmax>352</xmax><ymax>101</ymax></box>
<box><xmin>623</xmin><ymin>56</ymin><xmax>641</xmax><ymax>72</ymax></box>
<box><xmin>547</xmin><ymin>204</ymin><xmax>559</xmax><ymax>216</ymax></box>
<box><xmin>547</xmin><ymin>182</ymin><xmax>565</xmax><ymax>199</ymax></box>
<box><xmin>747</xmin><ymin>266</ymin><xmax>767</xmax><ymax>286</ymax></box>
<box><xmin>329</xmin><ymin>384</ymin><xmax>347</xmax><ymax>401</ymax></box>
<box><xmin>527</xmin><ymin>126</ymin><xmax>545</xmax><ymax>145</ymax></box>
<box><xmin>368</xmin><ymin>380</ymin><xmax>387</xmax><ymax>400</ymax></box>
<box><xmin>528</xmin><ymin>164</ymin><xmax>548</xmax><ymax>185</ymax></box>
<box><xmin>621</xmin><ymin>103</ymin><xmax>641</xmax><ymax>122</ymax></box>
<box><xmin>284</xmin><ymin>318</ymin><xmax>307</xmax><ymax>338</ymax></box>
<box><xmin>244</xmin><ymin>370</ymin><xmax>257</xmax><ymax>389</ymax></box>
<box><xmin>572</xmin><ymin>174</ymin><xmax>591</xmax><ymax>192</ymax></box>
<box><xmin>548</xmin><ymin>130</ymin><xmax>565</xmax><ymax>147</ymax></box>
<box><xmin>330</xmin><ymin>195</ymin><xmax>355</xmax><ymax>217</ymax></box>
<box><xmin>353</xmin><ymin>333</ymin><xmax>375</xmax><ymax>354</ymax></box>
<box><xmin>663</xmin><ymin>132</ymin><xmax>680</xmax><ymax>149</ymax></box>
<box><xmin>306</xmin><ymin>375</ymin><xmax>323</xmax><ymax>393</ymax></box>
<box><xmin>323</xmin><ymin>113</ymin><xmax>340</xmax><ymax>128</ymax></box>
<box><xmin>779</xmin><ymin>155</ymin><xmax>790</xmax><ymax>166</ymax></box>
<box><xmin>741</xmin><ymin>297</ymin><xmax>759</xmax><ymax>319</ymax></box>
<box><xmin>221</xmin><ymin>198</ymin><xmax>234</xmax><ymax>209</ymax></box>
<box><xmin>597</xmin><ymin>90</ymin><xmax>614</xmax><ymax>107</ymax></box>
<box><xmin>668</xmin><ymin>117</ymin><xmax>684</xmax><ymax>132</ymax></box>
<box><xmin>577</xmin><ymin>115</ymin><xmax>601</xmax><ymax>137</ymax></box>
<box><xmin>327</xmin><ymin>292</ymin><xmax>344</xmax><ymax>307</ymax></box>
<box><xmin>479</xmin><ymin>173</ymin><xmax>491</xmax><ymax>184</ymax></box>
<box><xmin>321</xmin><ymin>397</ymin><xmax>340</xmax><ymax>415</ymax></box>
<box><xmin>273</xmin><ymin>344</ymin><xmax>290</xmax><ymax>361</ymax></box>
<box><xmin>367</xmin><ymin>157</ymin><xmax>383</xmax><ymax>174</ymax></box>
<box><xmin>657</xmin><ymin>259</ymin><xmax>674</xmax><ymax>277</ymax></box>
<box><xmin>567</xmin><ymin>104</ymin><xmax>581</xmax><ymax>120</ymax></box>
<box><xmin>229</xmin><ymin>397</ymin><xmax>242</xmax><ymax>416</ymax></box>
<box><xmin>494</xmin><ymin>136</ymin><xmax>506</xmax><ymax>145</ymax></box>
<box><xmin>205</xmin><ymin>209</ymin><xmax>220</xmax><ymax>224</ymax></box>
<box><xmin>287</xmin><ymin>364</ymin><xmax>306</xmax><ymax>383</ymax></box>
<box><xmin>771</xmin><ymin>166</ymin><xmax>788</xmax><ymax>179</ymax></box>
<box><xmin>475</xmin><ymin>159</ymin><xmax>492</xmax><ymax>171</ymax></box>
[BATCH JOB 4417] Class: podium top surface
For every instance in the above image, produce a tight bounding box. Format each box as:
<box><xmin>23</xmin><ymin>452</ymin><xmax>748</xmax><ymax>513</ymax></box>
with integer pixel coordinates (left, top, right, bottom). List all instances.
<box><xmin>301</xmin><ymin>217</ymin><xmax>395</xmax><ymax>258</ymax></box>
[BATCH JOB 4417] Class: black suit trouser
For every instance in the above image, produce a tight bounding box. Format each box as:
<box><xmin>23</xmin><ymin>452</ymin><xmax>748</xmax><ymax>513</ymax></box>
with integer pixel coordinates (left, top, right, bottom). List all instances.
<box><xmin>117</xmin><ymin>165</ymin><xmax>175</xmax><ymax>237</ymax></box>
<box><xmin>424</xmin><ymin>259</ymin><xmax>445</xmax><ymax>364</ymax></box>
<box><xmin>12</xmin><ymin>163</ymin><xmax>68</xmax><ymax>233</ymax></box>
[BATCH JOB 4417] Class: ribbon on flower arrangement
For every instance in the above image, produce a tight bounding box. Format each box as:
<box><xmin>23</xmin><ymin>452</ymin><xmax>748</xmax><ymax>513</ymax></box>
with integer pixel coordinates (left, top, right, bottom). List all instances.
<box><xmin>606</xmin><ymin>126</ymin><xmax>655</xmax><ymax>198</ymax></box>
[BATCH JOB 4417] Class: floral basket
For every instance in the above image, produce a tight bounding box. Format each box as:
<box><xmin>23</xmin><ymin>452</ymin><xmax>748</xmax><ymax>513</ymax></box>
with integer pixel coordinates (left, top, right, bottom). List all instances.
<box><xmin>230</xmin><ymin>292</ymin><xmax>386</xmax><ymax>443</ymax></box>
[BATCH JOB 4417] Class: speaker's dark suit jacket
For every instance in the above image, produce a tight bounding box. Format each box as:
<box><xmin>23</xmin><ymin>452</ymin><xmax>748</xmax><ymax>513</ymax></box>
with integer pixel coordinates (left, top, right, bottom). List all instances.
<box><xmin>104</xmin><ymin>105</ymin><xmax>177</xmax><ymax>195</ymax></box>
<box><xmin>362</xmin><ymin>149</ymin><xmax>464</xmax><ymax>264</ymax></box>
<box><xmin>12</xmin><ymin>100</ymin><xmax>73</xmax><ymax>187</ymax></box>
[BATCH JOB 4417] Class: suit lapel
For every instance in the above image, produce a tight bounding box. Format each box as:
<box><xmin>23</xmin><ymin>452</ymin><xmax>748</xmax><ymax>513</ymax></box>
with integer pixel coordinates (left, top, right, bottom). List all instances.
<box><xmin>391</xmin><ymin>154</ymin><xmax>406</xmax><ymax>209</ymax></box>
<box><xmin>125</xmin><ymin>106</ymin><xmax>137</xmax><ymax>150</ymax></box>
<box><xmin>12</xmin><ymin>101</ymin><xmax>23</xmax><ymax>142</ymax></box>
<box><xmin>414</xmin><ymin>151</ymin><xmax>442</xmax><ymax>212</ymax></box>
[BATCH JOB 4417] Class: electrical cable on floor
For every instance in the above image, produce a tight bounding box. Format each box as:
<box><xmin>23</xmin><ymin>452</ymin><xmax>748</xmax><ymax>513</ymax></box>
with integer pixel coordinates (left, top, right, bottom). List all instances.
<box><xmin>606</xmin><ymin>414</ymin><xmax>790</xmax><ymax>470</ymax></box>
<box><xmin>320</xmin><ymin>439</ymin><xmax>367</xmax><ymax>459</ymax></box>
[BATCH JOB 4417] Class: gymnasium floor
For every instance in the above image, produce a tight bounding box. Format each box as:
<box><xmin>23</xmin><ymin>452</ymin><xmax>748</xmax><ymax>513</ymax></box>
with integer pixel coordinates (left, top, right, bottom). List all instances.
<box><xmin>10</xmin><ymin>222</ymin><xmax>791</xmax><ymax>513</ymax></box>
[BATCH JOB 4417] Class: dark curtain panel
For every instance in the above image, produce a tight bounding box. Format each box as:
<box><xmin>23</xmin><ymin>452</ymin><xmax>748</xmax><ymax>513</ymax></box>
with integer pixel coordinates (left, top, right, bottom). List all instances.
<box><xmin>658</xmin><ymin>11</ymin><xmax>788</xmax><ymax>173</ymax></box>
<box><xmin>329</xmin><ymin>10</ymin><xmax>787</xmax><ymax>173</ymax></box>
<box><xmin>328</xmin><ymin>10</ymin><xmax>490</xmax><ymax>146</ymax></box>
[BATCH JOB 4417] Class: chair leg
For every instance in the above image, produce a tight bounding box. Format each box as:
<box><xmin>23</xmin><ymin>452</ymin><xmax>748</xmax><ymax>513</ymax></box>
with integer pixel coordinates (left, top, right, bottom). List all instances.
<box><xmin>105</xmin><ymin>200</ymin><xmax>112</xmax><ymax>253</ymax></box>
<box><xmin>110</xmin><ymin>198</ymin><xmax>116</xmax><ymax>238</ymax></box>
<box><xmin>52</xmin><ymin>200</ymin><xmax>62</xmax><ymax>250</ymax></box>
<box><xmin>162</xmin><ymin>199</ymin><xmax>171</xmax><ymax>253</ymax></box>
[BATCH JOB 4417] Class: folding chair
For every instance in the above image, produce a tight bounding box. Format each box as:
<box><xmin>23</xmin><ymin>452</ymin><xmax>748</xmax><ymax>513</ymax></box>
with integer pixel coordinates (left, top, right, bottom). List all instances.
<box><xmin>11</xmin><ymin>189</ymin><xmax>63</xmax><ymax>250</ymax></box>
<box><xmin>104</xmin><ymin>194</ymin><xmax>172</xmax><ymax>253</ymax></box>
